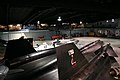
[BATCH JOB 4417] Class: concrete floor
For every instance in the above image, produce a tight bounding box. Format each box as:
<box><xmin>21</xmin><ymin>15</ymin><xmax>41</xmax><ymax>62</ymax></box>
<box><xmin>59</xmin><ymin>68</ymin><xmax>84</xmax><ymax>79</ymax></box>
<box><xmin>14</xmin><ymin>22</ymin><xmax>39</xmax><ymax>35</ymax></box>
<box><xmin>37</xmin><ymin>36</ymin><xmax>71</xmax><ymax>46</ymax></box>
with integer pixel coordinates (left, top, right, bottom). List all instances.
<box><xmin>74</xmin><ymin>37</ymin><xmax>120</xmax><ymax>47</ymax></box>
<box><xmin>33</xmin><ymin>37</ymin><xmax>120</xmax><ymax>48</ymax></box>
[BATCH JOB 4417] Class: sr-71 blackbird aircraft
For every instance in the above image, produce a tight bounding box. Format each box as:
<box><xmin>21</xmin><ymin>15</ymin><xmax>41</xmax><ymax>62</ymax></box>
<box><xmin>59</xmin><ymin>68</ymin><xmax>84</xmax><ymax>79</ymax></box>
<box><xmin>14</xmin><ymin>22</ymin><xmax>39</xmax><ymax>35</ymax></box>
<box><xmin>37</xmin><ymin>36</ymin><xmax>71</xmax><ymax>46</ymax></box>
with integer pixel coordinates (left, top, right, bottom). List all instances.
<box><xmin>56</xmin><ymin>43</ymin><xmax>115</xmax><ymax>80</ymax></box>
<box><xmin>0</xmin><ymin>38</ymin><xmax>119</xmax><ymax>80</ymax></box>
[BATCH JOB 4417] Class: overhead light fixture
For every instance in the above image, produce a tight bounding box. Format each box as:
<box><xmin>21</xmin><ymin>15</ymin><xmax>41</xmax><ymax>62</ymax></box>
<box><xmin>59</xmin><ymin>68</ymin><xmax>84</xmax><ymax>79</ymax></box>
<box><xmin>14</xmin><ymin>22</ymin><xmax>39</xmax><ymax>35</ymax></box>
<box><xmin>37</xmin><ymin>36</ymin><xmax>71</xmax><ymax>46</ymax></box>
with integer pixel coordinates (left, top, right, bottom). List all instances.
<box><xmin>106</xmin><ymin>20</ymin><xmax>109</xmax><ymax>22</ymax></box>
<box><xmin>80</xmin><ymin>21</ymin><xmax>82</xmax><ymax>24</ymax></box>
<box><xmin>112</xmin><ymin>19</ymin><xmax>115</xmax><ymax>22</ymax></box>
<box><xmin>37</xmin><ymin>21</ymin><xmax>40</xmax><ymax>24</ymax></box>
<box><xmin>54</xmin><ymin>24</ymin><xmax>56</xmax><ymax>26</ymax></box>
<box><xmin>57</xmin><ymin>16</ymin><xmax>62</xmax><ymax>21</ymax></box>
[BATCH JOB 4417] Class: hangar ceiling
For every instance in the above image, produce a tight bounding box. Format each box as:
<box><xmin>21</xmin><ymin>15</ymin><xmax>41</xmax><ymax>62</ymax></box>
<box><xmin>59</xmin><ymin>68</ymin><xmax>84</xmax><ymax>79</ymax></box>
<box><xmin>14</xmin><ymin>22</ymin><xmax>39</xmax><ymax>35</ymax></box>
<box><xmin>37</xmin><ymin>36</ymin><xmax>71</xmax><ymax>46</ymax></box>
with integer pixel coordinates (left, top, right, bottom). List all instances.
<box><xmin>0</xmin><ymin>0</ymin><xmax>120</xmax><ymax>25</ymax></box>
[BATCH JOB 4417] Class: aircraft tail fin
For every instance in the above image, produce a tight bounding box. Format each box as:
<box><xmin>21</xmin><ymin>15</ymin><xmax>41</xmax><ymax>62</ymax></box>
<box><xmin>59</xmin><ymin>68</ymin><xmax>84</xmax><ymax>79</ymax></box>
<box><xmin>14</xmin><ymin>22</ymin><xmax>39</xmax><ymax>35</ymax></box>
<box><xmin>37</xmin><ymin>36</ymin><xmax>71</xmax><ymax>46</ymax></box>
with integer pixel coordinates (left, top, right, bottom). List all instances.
<box><xmin>56</xmin><ymin>43</ymin><xmax>88</xmax><ymax>80</ymax></box>
<box><xmin>4</xmin><ymin>38</ymin><xmax>36</xmax><ymax>62</ymax></box>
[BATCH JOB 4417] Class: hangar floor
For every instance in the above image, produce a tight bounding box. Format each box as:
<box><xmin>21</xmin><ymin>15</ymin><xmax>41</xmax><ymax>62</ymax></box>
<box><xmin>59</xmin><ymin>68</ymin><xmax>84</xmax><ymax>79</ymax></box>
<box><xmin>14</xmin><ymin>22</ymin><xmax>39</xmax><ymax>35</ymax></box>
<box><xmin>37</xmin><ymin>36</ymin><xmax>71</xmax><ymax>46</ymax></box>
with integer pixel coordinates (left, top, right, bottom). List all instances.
<box><xmin>4</xmin><ymin>37</ymin><xmax>120</xmax><ymax>80</ymax></box>
<box><xmin>33</xmin><ymin>37</ymin><xmax>120</xmax><ymax>48</ymax></box>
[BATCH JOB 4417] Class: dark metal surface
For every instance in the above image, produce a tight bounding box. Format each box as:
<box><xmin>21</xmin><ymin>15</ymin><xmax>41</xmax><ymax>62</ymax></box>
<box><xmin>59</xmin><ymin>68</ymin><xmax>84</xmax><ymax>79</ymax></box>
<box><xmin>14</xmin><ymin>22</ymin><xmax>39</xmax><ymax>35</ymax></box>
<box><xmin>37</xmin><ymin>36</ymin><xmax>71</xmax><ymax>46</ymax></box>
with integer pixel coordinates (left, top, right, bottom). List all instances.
<box><xmin>4</xmin><ymin>38</ymin><xmax>36</xmax><ymax>61</ymax></box>
<box><xmin>56</xmin><ymin>43</ymin><xmax>88</xmax><ymax>80</ymax></box>
<box><xmin>0</xmin><ymin>65</ymin><xmax>9</xmax><ymax>80</ymax></box>
<box><xmin>5</xmin><ymin>54</ymin><xmax>57</xmax><ymax>80</ymax></box>
<box><xmin>81</xmin><ymin>40</ymin><xmax>104</xmax><ymax>54</ymax></box>
<box><xmin>33</xmin><ymin>68</ymin><xmax>58</xmax><ymax>80</ymax></box>
<box><xmin>104</xmin><ymin>44</ymin><xmax>118</xmax><ymax>57</ymax></box>
<box><xmin>10</xmin><ymin>48</ymin><xmax>56</xmax><ymax>68</ymax></box>
<box><xmin>2</xmin><ymin>38</ymin><xmax>56</xmax><ymax>68</ymax></box>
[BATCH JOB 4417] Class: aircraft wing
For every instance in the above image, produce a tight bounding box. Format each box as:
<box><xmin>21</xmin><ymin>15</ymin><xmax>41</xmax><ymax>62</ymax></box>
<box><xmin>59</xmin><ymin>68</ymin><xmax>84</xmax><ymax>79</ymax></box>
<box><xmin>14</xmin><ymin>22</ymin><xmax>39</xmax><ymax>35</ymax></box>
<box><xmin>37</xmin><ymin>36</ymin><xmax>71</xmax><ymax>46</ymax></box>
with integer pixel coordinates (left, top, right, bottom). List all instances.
<box><xmin>80</xmin><ymin>40</ymin><xmax>104</xmax><ymax>54</ymax></box>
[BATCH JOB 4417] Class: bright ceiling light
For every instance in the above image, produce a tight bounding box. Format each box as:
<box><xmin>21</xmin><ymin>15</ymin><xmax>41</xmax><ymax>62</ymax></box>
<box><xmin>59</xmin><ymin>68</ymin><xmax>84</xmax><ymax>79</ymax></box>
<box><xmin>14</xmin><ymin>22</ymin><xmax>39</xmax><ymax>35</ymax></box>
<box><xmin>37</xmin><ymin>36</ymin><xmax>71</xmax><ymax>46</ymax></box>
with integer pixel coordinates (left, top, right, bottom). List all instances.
<box><xmin>57</xmin><ymin>16</ymin><xmax>62</xmax><ymax>21</ymax></box>
<box><xmin>112</xmin><ymin>19</ymin><xmax>115</xmax><ymax>22</ymax></box>
<box><xmin>80</xmin><ymin>21</ymin><xmax>82</xmax><ymax>24</ymax></box>
<box><xmin>37</xmin><ymin>21</ymin><xmax>40</xmax><ymax>24</ymax></box>
<box><xmin>106</xmin><ymin>20</ymin><xmax>109</xmax><ymax>22</ymax></box>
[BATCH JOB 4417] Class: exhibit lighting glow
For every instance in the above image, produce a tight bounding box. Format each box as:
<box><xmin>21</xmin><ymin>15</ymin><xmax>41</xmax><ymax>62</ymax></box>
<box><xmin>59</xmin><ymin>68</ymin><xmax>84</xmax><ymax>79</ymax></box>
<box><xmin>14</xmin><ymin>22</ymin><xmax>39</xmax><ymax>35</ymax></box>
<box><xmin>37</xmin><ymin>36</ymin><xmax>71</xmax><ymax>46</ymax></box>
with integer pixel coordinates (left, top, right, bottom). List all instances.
<box><xmin>80</xmin><ymin>21</ymin><xmax>82</xmax><ymax>24</ymax></box>
<box><xmin>17</xmin><ymin>24</ymin><xmax>21</xmax><ymax>26</ymax></box>
<box><xmin>54</xmin><ymin>24</ymin><xmax>56</xmax><ymax>26</ymax></box>
<box><xmin>112</xmin><ymin>19</ymin><xmax>115</xmax><ymax>22</ymax></box>
<box><xmin>41</xmin><ymin>24</ymin><xmax>47</xmax><ymax>26</ymax></box>
<box><xmin>57</xmin><ymin>16</ymin><xmax>62</xmax><ymax>21</ymax></box>
<box><xmin>71</xmin><ymin>23</ymin><xmax>76</xmax><ymax>26</ymax></box>
<box><xmin>62</xmin><ymin>23</ymin><xmax>69</xmax><ymax>25</ymax></box>
<box><xmin>9</xmin><ymin>25</ymin><xmax>13</xmax><ymax>27</ymax></box>
<box><xmin>50</xmin><ymin>24</ymin><xmax>56</xmax><ymax>26</ymax></box>
<box><xmin>37</xmin><ymin>21</ymin><xmax>40</xmax><ymax>24</ymax></box>
<box><xmin>106</xmin><ymin>20</ymin><xmax>109</xmax><ymax>22</ymax></box>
